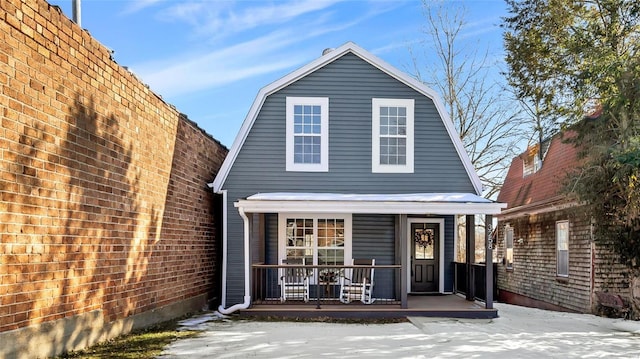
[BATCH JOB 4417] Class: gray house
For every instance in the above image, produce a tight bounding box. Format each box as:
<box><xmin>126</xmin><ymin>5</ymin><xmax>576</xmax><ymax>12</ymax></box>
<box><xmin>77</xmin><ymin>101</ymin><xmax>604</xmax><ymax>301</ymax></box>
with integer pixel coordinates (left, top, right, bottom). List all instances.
<box><xmin>209</xmin><ymin>42</ymin><xmax>504</xmax><ymax>317</ymax></box>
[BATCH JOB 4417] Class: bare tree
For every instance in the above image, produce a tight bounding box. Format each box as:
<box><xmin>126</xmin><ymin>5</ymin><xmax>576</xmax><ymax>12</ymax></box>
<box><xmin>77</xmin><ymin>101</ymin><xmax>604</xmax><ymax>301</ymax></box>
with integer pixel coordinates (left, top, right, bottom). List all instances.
<box><xmin>410</xmin><ymin>1</ymin><xmax>524</xmax><ymax>198</ymax></box>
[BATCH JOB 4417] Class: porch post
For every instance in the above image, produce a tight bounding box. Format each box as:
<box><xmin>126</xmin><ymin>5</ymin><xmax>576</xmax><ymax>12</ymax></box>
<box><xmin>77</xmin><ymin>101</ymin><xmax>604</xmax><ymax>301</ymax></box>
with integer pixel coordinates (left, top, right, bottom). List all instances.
<box><xmin>465</xmin><ymin>215</ymin><xmax>475</xmax><ymax>301</ymax></box>
<box><xmin>399</xmin><ymin>215</ymin><xmax>408</xmax><ymax>309</ymax></box>
<box><xmin>485</xmin><ymin>214</ymin><xmax>494</xmax><ymax>309</ymax></box>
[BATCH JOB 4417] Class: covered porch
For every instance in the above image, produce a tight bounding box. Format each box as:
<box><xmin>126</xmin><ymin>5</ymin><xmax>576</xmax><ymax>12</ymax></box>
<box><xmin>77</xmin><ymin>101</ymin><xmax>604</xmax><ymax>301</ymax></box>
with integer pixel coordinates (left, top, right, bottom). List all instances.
<box><xmin>243</xmin><ymin>293</ymin><xmax>496</xmax><ymax>319</ymax></box>
<box><xmin>247</xmin><ymin>261</ymin><xmax>497</xmax><ymax>319</ymax></box>
<box><xmin>229</xmin><ymin>192</ymin><xmax>505</xmax><ymax>318</ymax></box>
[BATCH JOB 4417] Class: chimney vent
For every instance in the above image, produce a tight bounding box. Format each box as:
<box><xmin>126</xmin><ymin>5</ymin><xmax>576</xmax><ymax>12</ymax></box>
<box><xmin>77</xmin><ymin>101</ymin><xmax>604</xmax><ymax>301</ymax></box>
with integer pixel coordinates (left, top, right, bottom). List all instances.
<box><xmin>72</xmin><ymin>0</ymin><xmax>81</xmax><ymax>26</ymax></box>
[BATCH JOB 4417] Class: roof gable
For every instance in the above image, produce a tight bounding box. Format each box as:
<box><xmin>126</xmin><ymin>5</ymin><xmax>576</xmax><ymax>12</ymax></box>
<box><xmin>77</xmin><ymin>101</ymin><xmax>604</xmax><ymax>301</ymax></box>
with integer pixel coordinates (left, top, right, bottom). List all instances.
<box><xmin>209</xmin><ymin>42</ymin><xmax>482</xmax><ymax>194</ymax></box>
<box><xmin>497</xmin><ymin>132</ymin><xmax>580</xmax><ymax>210</ymax></box>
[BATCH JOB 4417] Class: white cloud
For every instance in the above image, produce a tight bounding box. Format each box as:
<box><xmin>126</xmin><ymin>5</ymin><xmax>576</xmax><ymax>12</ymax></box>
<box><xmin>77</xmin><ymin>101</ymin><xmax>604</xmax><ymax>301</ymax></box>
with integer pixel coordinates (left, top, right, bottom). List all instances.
<box><xmin>157</xmin><ymin>0</ymin><xmax>344</xmax><ymax>37</ymax></box>
<box><xmin>132</xmin><ymin>30</ymin><xmax>307</xmax><ymax>97</ymax></box>
<box><xmin>131</xmin><ymin>0</ymin><xmax>405</xmax><ymax>98</ymax></box>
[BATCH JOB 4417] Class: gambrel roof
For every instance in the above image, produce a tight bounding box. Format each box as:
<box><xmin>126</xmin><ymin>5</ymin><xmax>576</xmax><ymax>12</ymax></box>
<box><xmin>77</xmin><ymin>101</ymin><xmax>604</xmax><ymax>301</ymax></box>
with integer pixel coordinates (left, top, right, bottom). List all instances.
<box><xmin>497</xmin><ymin>131</ymin><xmax>581</xmax><ymax>217</ymax></box>
<box><xmin>209</xmin><ymin>42</ymin><xmax>482</xmax><ymax>194</ymax></box>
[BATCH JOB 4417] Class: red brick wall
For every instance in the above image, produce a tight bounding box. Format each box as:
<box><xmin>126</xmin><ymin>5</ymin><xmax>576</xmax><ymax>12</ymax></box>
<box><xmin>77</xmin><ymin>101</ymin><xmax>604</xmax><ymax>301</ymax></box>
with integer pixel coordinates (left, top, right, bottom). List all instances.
<box><xmin>0</xmin><ymin>0</ymin><xmax>227</xmax><ymax>334</ymax></box>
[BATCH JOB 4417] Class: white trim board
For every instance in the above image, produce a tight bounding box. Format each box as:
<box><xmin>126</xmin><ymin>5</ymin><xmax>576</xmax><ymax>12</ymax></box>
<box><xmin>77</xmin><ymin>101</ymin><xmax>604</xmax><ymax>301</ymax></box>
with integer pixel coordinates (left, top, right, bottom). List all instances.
<box><xmin>208</xmin><ymin>41</ymin><xmax>483</xmax><ymax>195</ymax></box>
<box><xmin>234</xmin><ymin>192</ymin><xmax>505</xmax><ymax>215</ymax></box>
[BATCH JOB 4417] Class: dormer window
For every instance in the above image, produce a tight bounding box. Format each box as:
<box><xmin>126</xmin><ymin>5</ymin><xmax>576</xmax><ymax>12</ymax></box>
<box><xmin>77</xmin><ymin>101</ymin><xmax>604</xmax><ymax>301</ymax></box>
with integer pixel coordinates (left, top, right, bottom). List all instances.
<box><xmin>522</xmin><ymin>154</ymin><xmax>541</xmax><ymax>177</ymax></box>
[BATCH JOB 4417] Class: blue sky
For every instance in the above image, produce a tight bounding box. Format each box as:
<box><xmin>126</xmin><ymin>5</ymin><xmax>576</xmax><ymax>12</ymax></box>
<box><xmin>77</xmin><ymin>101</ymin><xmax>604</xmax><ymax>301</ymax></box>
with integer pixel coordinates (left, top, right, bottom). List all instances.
<box><xmin>48</xmin><ymin>0</ymin><xmax>508</xmax><ymax>147</ymax></box>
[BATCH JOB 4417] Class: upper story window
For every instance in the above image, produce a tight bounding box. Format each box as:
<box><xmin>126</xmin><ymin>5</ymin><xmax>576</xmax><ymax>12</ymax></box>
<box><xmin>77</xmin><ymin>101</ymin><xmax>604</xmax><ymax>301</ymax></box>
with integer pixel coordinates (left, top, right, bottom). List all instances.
<box><xmin>372</xmin><ymin>98</ymin><xmax>414</xmax><ymax>173</ymax></box>
<box><xmin>523</xmin><ymin>154</ymin><xmax>541</xmax><ymax>177</ymax></box>
<box><xmin>286</xmin><ymin>97</ymin><xmax>329</xmax><ymax>172</ymax></box>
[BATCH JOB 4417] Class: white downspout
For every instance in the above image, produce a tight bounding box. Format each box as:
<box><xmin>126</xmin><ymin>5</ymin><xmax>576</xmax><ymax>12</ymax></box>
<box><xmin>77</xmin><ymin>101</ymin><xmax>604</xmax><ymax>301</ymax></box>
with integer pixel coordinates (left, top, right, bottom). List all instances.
<box><xmin>217</xmin><ymin>199</ymin><xmax>251</xmax><ymax>314</ymax></box>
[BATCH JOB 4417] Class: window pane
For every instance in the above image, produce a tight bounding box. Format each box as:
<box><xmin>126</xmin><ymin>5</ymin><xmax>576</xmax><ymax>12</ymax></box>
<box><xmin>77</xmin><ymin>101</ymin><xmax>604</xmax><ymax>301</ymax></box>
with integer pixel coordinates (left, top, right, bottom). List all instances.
<box><xmin>505</xmin><ymin>227</ymin><xmax>514</xmax><ymax>269</ymax></box>
<box><xmin>556</xmin><ymin>221</ymin><xmax>569</xmax><ymax>276</ymax></box>
<box><xmin>377</xmin><ymin>105</ymin><xmax>408</xmax><ymax>166</ymax></box>
<box><xmin>294</xmin><ymin>135</ymin><xmax>322</xmax><ymax>164</ymax></box>
<box><xmin>557</xmin><ymin>222</ymin><xmax>569</xmax><ymax>250</ymax></box>
<box><xmin>304</xmin><ymin>153</ymin><xmax>312</xmax><ymax>163</ymax></box>
<box><xmin>284</xmin><ymin>217</ymin><xmax>346</xmax><ymax>268</ymax></box>
<box><xmin>558</xmin><ymin>251</ymin><xmax>569</xmax><ymax>276</ymax></box>
<box><xmin>414</xmin><ymin>227</ymin><xmax>435</xmax><ymax>259</ymax></box>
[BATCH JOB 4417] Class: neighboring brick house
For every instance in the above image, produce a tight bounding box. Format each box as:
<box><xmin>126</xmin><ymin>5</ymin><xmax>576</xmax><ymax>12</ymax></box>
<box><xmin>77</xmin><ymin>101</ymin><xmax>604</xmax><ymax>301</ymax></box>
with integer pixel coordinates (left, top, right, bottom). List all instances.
<box><xmin>495</xmin><ymin>131</ymin><xmax>635</xmax><ymax>315</ymax></box>
<box><xmin>1</xmin><ymin>1</ymin><xmax>227</xmax><ymax>358</ymax></box>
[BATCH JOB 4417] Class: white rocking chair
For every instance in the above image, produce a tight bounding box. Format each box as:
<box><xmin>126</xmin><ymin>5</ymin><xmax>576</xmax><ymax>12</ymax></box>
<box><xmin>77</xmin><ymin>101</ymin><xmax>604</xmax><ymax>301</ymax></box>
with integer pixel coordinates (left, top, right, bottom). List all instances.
<box><xmin>280</xmin><ymin>258</ymin><xmax>310</xmax><ymax>302</ymax></box>
<box><xmin>339</xmin><ymin>258</ymin><xmax>375</xmax><ymax>304</ymax></box>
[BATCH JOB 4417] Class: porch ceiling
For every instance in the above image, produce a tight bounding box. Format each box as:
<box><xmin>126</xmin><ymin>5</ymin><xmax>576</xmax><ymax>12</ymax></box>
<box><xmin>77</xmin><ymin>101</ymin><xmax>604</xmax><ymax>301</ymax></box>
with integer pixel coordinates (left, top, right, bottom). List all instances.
<box><xmin>235</xmin><ymin>192</ymin><xmax>506</xmax><ymax>215</ymax></box>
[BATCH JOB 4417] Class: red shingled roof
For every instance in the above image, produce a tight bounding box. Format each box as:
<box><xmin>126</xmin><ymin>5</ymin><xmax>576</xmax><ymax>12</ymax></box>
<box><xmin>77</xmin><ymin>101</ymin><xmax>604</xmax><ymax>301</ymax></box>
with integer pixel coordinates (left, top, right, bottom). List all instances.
<box><xmin>497</xmin><ymin>132</ymin><xmax>581</xmax><ymax>211</ymax></box>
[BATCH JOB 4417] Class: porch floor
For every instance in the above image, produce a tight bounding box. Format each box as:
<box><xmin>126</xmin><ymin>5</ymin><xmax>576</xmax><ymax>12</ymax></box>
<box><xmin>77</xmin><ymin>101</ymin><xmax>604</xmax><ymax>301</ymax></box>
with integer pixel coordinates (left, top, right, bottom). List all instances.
<box><xmin>241</xmin><ymin>294</ymin><xmax>497</xmax><ymax>319</ymax></box>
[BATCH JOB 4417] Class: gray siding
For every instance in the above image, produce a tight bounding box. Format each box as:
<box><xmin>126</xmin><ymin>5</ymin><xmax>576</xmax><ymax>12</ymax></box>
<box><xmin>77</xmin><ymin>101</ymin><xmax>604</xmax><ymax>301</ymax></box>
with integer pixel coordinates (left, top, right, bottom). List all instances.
<box><xmin>222</xmin><ymin>53</ymin><xmax>474</xmax><ymax>303</ymax></box>
<box><xmin>225</xmin><ymin>53</ymin><xmax>474</xmax><ymax>193</ymax></box>
<box><xmin>353</xmin><ymin>214</ymin><xmax>396</xmax><ymax>299</ymax></box>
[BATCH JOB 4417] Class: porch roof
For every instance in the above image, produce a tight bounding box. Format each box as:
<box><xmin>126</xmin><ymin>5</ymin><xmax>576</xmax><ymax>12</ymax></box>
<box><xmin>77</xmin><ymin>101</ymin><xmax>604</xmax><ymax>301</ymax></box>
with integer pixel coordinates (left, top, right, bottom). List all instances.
<box><xmin>235</xmin><ymin>192</ymin><xmax>506</xmax><ymax>215</ymax></box>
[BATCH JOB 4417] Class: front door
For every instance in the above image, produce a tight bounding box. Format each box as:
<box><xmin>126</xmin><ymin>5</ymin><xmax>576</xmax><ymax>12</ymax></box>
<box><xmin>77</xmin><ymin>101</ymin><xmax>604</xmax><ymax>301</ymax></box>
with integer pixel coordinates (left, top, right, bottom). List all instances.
<box><xmin>411</xmin><ymin>222</ymin><xmax>439</xmax><ymax>292</ymax></box>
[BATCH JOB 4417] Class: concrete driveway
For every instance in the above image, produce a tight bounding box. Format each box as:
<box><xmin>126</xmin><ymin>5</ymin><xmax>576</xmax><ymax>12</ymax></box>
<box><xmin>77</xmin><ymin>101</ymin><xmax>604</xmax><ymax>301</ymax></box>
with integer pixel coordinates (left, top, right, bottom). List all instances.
<box><xmin>158</xmin><ymin>303</ymin><xmax>640</xmax><ymax>358</ymax></box>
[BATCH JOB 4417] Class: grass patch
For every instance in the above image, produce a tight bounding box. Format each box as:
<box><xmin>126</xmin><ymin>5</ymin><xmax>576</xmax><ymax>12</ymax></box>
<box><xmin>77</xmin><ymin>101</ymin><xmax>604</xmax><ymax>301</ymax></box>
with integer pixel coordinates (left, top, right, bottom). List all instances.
<box><xmin>57</xmin><ymin>317</ymin><xmax>200</xmax><ymax>359</ymax></box>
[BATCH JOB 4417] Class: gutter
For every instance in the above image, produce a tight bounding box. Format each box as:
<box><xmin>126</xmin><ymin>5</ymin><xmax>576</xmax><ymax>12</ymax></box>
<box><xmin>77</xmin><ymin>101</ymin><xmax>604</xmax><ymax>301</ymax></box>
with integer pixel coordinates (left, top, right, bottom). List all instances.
<box><xmin>497</xmin><ymin>197</ymin><xmax>580</xmax><ymax>220</ymax></box>
<box><xmin>216</xmin><ymin>193</ymin><xmax>251</xmax><ymax>314</ymax></box>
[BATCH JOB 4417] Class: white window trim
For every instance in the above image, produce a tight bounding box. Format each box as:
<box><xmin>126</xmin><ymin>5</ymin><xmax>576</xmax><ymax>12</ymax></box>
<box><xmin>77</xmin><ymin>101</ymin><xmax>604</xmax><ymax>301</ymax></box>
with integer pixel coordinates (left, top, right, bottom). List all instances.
<box><xmin>277</xmin><ymin>213</ymin><xmax>352</xmax><ymax>266</ymax></box>
<box><xmin>286</xmin><ymin>97</ymin><xmax>329</xmax><ymax>172</ymax></box>
<box><xmin>556</xmin><ymin>220</ymin><xmax>569</xmax><ymax>277</ymax></box>
<box><xmin>505</xmin><ymin>225</ymin><xmax>514</xmax><ymax>270</ymax></box>
<box><xmin>522</xmin><ymin>155</ymin><xmax>541</xmax><ymax>177</ymax></box>
<box><xmin>372</xmin><ymin>98</ymin><xmax>414</xmax><ymax>173</ymax></box>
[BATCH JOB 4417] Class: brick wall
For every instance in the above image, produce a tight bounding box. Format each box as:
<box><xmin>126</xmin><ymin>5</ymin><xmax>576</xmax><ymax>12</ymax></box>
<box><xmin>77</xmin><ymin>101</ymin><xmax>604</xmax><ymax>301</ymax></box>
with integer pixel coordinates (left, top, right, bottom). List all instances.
<box><xmin>0</xmin><ymin>0</ymin><xmax>227</xmax><ymax>356</ymax></box>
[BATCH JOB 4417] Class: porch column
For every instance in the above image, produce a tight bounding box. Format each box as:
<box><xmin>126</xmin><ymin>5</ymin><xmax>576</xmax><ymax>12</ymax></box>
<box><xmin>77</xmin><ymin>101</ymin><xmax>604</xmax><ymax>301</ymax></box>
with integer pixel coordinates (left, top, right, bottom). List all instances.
<box><xmin>465</xmin><ymin>215</ymin><xmax>475</xmax><ymax>301</ymax></box>
<box><xmin>485</xmin><ymin>214</ymin><xmax>494</xmax><ymax>309</ymax></box>
<box><xmin>399</xmin><ymin>215</ymin><xmax>408</xmax><ymax>309</ymax></box>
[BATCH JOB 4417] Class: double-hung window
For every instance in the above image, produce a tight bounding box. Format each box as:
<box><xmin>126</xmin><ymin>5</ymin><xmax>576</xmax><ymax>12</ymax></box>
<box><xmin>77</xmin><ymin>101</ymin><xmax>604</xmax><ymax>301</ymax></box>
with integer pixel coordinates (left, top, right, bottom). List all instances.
<box><xmin>556</xmin><ymin>220</ymin><xmax>569</xmax><ymax>277</ymax></box>
<box><xmin>372</xmin><ymin>98</ymin><xmax>414</xmax><ymax>173</ymax></box>
<box><xmin>279</xmin><ymin>214</ymin><xmax>352</xmax><ymax>275</ymax></box>
<box><xmin>505</xmin><ymin>225</ymin><xmax>514</xmax><ymax>270</ymax></box>
<box><xmin>286</xmin><ymin>97</ymin><xmax>329</xmax><ymax>172</ymax></box>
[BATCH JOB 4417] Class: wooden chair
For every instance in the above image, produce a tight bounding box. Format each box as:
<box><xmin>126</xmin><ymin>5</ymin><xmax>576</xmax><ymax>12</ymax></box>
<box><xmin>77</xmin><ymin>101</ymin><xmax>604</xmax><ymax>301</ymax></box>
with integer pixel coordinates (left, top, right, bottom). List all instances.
<box><xmin>280</xmin><ymin>258</ymin><xmax>310</xmax><ymax>302</ymax></box>
<box><xmin>339</xmin><ymin>259</ymin><xmax>375</xmax><ymax>304</ymax></box>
